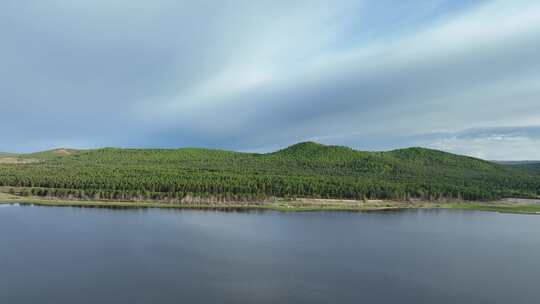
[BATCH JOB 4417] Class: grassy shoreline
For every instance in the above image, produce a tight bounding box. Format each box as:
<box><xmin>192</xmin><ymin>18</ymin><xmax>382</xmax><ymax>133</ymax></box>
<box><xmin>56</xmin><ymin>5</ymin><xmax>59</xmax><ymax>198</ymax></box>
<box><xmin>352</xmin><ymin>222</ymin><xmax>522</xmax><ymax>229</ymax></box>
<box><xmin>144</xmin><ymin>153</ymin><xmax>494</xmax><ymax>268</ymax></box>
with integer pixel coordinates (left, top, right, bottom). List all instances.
<box><xmin>1</xmin><ymin>192</ymin><xmax>539</xmax><ymax>214</ymax></box>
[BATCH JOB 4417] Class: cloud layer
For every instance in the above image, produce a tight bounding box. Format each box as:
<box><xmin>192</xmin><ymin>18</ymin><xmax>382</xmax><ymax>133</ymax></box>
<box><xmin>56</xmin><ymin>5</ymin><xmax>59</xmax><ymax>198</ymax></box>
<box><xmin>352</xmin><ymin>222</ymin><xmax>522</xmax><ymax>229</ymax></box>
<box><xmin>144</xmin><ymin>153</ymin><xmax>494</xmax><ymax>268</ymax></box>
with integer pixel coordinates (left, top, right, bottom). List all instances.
<box><xmin>1</xmin><ymin>0</ymin><xmax>540</xmax><ymax>159</ymax></box>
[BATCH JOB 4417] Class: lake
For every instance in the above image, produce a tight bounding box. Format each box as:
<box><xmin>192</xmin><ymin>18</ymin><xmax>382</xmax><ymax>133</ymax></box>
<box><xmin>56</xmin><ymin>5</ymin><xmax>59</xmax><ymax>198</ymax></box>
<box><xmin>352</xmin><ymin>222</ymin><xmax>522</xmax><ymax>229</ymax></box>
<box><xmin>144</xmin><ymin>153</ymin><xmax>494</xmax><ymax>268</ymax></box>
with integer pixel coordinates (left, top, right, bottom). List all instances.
<box><xmin>1</xmin><ymin>204</ymin><xmax>539</xmax><ymax>303</ymax></box>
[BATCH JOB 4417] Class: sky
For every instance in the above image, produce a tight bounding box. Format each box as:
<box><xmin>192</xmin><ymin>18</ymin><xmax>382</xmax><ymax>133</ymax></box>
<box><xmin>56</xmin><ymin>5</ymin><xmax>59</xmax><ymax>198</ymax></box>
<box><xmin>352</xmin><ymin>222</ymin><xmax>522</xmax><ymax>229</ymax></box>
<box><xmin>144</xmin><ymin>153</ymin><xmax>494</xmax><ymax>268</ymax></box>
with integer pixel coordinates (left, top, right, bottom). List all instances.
<box><xmin>2</xmin><ymin>0</ymin><xmax>540</xmax><ymax>160</ymax></box>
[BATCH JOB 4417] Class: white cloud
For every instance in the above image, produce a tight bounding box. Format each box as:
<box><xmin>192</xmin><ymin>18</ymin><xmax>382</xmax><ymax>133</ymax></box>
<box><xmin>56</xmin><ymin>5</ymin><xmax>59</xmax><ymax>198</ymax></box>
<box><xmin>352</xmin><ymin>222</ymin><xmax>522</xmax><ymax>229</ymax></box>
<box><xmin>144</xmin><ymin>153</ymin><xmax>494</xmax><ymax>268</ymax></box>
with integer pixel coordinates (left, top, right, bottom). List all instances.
<box><xmin>138</xmin><ymin>0</ymin><xmax>540</xmax><ymax>141</ymax></box>
<box><xmin>428</xmin><ymin>135</ymin><xmax>540</xmax><ymax>160</ymax></box>
<box><xmin>1</xmin><ymin>0</ymin><xmax>540</xmax><ymax>159</ymax></box>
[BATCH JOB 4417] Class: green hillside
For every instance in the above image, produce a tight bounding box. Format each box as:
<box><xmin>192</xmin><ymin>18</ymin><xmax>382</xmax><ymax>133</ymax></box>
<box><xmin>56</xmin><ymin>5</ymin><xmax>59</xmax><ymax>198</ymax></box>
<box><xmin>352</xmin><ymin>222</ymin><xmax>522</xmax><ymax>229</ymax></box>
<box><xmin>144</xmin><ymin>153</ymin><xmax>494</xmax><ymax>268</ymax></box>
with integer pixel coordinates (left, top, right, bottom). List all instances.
<box><xmin>0</xmin><ymin>142</ymin><xmax>539</xmax><ymax>202</ymax></box>
<box><xmin>501</xmin><ymin>161</ymin><xmax>540</xmax><ymax>175</ymax></box>
<box><xmin>518</xmin><ymin>163</ymin><xmax>540</xmax><ymax>175</ymax></box>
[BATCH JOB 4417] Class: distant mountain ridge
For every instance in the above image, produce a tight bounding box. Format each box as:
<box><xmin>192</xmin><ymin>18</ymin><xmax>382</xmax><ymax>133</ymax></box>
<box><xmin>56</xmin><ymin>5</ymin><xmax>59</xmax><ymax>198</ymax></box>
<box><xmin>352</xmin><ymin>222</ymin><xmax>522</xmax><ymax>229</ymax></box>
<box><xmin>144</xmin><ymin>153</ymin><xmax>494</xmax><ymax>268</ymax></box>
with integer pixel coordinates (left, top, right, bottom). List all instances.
<box><xmin>1</xmin><ymin>142</ymin><xmax>539</xmax><ymax>202</ymax></box>
<box><xmin>495</xmin><ymin>160</ymin><xmax>540</xmax><ymax>164</ymax></box>
<box><xmin>497</xmin><ymin>161</ymin><xmax>540</xmax><ymax>175</ymax></box>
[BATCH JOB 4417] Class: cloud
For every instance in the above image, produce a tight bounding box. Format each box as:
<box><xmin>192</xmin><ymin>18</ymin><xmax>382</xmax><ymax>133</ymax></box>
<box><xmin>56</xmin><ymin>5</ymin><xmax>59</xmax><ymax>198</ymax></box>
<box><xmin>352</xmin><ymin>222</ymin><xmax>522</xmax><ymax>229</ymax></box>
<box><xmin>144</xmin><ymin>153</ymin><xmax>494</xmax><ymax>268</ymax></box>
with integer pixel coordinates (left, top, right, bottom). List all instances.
<box><xmin>1</xmin><ymin>0</ymin><xmax>539</xmax><ymax>160</ymax></box>
<box><xmin>423</xmin><ymin>126</ymin><xmax>540</xmax><ymax>160</ymax></box>
<box><xmin>138</xmin><ymin>0</ymin><xmax>540</xmax><ymax>152</ymax></box>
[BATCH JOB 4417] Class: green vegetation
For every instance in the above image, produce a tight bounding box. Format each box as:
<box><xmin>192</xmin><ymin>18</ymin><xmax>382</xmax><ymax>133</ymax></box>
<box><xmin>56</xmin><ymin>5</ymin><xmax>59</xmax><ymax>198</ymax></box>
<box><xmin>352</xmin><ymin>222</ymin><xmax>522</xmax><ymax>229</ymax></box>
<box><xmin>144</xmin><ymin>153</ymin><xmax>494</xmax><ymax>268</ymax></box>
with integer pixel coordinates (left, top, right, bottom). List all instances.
<box><xmin>0</xmin><ymin>142</ymin><xmax>539</xmax><ymax>205</ymax></box>
<box><xmin>502</xmin><ymin>161</ymin><xmax>540</xmax><ymax>175</ymax></box>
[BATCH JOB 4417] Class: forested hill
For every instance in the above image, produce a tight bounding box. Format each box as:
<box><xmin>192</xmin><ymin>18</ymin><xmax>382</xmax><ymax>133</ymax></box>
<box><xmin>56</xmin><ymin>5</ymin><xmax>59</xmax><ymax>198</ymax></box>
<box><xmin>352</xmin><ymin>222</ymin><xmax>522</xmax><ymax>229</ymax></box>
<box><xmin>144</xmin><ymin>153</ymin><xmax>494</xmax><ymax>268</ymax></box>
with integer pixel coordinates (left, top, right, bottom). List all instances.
<box><xmin>498</xmin><ymin>161</ymin><xmax>540</xmax><ymax>175</ymax></box>
<box><xmin>0</xmin><ymin>142</ymin><xmax>539</xmax><ymax>202</ymax></box>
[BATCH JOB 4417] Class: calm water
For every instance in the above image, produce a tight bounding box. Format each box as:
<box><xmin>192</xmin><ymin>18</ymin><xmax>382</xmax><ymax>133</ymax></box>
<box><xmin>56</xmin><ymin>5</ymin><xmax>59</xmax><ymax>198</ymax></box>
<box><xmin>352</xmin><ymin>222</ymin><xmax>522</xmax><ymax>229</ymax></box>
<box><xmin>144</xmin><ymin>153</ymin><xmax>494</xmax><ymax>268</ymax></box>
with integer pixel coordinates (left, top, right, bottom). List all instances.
<box><xmin>1</xmin><ymin>205</ymin><xmax>539</xmax><ymax>304</ymax></box>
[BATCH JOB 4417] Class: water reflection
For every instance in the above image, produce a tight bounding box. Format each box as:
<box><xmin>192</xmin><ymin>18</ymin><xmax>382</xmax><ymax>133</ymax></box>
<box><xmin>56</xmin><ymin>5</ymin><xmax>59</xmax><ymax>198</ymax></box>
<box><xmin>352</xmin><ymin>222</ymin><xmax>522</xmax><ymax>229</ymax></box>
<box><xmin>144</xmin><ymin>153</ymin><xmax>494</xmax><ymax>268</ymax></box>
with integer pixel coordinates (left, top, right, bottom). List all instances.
<box><xmin>0</xmin><ymin>205</ymin><xmax>538</xmax><ymax>304</ymax></box>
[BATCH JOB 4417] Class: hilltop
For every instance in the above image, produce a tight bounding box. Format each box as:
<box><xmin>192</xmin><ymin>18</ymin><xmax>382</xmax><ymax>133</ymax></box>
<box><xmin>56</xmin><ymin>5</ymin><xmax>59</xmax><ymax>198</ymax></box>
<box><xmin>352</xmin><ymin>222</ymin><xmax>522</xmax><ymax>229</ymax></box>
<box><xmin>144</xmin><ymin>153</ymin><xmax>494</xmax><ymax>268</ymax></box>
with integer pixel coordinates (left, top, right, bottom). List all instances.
<box><xmin>0</xmin><ymin>142</ymin><xmax>539</xmax><ymax>206</ymax></box>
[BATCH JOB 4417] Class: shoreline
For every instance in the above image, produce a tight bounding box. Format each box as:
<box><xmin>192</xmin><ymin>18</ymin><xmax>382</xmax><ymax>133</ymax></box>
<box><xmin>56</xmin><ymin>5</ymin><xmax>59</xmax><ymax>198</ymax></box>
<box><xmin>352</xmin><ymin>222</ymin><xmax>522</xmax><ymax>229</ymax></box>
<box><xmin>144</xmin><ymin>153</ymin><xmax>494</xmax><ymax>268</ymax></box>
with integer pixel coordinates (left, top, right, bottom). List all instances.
<box><xmin>1</xmin><ymin>193</ymin><xmax>540</xmax><ymax>214</ymax></box>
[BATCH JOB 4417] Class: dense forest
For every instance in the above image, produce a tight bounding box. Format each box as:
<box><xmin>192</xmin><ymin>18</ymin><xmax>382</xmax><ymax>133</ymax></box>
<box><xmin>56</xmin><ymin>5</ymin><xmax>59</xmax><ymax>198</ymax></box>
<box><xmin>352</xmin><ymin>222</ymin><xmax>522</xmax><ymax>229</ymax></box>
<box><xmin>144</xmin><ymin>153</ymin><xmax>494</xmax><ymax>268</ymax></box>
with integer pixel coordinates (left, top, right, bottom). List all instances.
<box><xmin>500</xmin><ymin>161</ymin><xmax>540</xmax><ymax>175</ymax></box>
<box><xmin>0</xmin><ymin>142</ymin><xmax>539</xmax><ymax>202</ymax></box>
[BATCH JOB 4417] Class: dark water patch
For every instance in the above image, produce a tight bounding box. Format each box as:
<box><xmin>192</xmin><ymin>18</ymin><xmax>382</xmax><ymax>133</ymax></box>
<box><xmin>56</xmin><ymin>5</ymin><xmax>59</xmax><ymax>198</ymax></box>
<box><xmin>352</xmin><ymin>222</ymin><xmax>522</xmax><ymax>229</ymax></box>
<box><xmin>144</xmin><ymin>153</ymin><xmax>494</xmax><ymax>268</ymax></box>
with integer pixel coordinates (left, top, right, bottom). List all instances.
<box><xmin>1</xmin><ymin>206</ymin><xmax>539</xmax><ymax>304</ymax></box>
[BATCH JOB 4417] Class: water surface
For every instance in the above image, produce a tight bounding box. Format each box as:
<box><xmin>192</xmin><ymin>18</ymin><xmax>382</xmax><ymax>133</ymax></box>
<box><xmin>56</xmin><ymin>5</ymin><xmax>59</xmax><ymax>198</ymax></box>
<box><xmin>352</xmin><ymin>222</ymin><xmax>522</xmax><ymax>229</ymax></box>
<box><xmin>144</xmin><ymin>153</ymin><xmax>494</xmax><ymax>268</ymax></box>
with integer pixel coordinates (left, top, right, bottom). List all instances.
<box><xmin>1</xmin><ymin>204</ymin><xmax>539</xmax><ymax>303</ymax></box>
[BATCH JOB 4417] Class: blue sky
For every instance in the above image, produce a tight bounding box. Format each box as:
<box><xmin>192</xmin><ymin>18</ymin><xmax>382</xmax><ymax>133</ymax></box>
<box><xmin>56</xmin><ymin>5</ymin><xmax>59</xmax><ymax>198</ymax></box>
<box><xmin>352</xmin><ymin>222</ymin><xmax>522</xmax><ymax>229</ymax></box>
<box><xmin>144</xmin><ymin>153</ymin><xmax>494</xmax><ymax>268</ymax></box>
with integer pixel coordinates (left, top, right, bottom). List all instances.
<box><xmin>2</xmin><ymin>0</ymin><xmax>540</xmax><ymax>160</ymax></box>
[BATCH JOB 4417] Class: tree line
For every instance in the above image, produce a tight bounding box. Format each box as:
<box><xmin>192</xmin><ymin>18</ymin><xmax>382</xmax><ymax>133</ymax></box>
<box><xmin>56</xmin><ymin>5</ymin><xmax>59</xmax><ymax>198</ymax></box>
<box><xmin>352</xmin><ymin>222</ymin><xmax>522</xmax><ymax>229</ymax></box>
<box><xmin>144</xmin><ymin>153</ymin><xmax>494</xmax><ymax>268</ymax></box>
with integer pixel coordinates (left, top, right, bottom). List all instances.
<box><xmin>1</xmin><ymin>143</ymin><xmax>538</xmax><ymax>202</ymax></box>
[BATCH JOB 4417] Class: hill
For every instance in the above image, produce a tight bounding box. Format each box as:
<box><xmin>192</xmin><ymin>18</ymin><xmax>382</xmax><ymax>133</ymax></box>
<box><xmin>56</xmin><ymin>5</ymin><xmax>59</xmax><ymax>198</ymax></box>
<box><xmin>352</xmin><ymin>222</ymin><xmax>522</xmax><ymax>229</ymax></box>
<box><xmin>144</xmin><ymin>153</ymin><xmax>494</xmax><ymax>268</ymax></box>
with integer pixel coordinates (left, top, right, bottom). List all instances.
<box><xmin>0</xmin><ymin>142</ymin><xmax>539</xmax><ymax>203</ymax></box>
<box><xmin>499</xmin><ymin>161</ymin><xmax>540</xmax><ymax>175</ymax></box>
